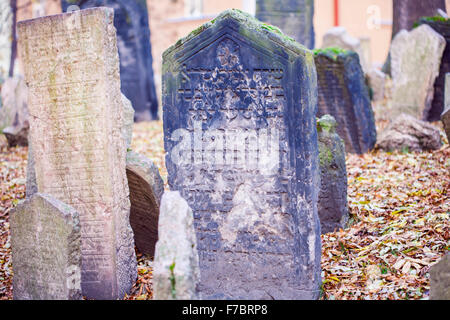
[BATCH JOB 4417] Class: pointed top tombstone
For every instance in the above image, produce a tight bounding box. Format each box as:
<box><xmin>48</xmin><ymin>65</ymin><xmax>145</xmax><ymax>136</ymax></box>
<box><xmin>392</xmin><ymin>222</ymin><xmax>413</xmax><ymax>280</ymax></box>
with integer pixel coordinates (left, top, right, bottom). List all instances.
<box><xmin>163</xmin><ymin>9</ymin><xmax>321</xmax><ymax>300</ymax></box>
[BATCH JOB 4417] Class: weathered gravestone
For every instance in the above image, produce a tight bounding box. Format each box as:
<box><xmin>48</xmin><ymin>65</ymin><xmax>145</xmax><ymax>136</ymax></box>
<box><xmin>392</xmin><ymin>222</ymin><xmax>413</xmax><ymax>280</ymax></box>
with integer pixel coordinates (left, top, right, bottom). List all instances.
<box><xmin>126</xmin><ymin>151</ymin><xmax>164</xmax><ymax>256</ymax></box>
<box><xmin>430</xmin><ymin>253</ymin><xmax>450</xmax><ymax>300</ymax></box>
<box><xmin>390</xmin><ymin>24</ymin><xmax>445</xmax><ymax>120</ymax></box>
<box><xmin>321</xmin><ymin>27</ymin><xmax>368</xmax><ymax>73</ymax></box>
<box><xmin>11</xmin><ymin>193</ymin><xmax>82</xmax><ymax>300</ymax></box>
<box><xmin>317</xmin><ymin>115</ymin><xmax>349</xmax><ymax>234</ymax></box>
<box><xmin>0</xmin><ymin>0</ymin><xmax>13</xmax><ymax>82</ymax></box>
<box><xmin>61</xmin><ymin>0</ymin><xmax>159</xmax><ymax>121</ymax></box>
<box><xmin>255</xmin><ymin>0</ymin><xmax>315</xmax><ymax>49</ymax></box>
<box><xmin>314</xmin><ymin>48</ymin><xmax>377</xmax><ymax>154</ymax></box>
<box><xmin>442</xmin><ymin>73</ymin><xmax>450</xmax><ymax>141</ymax></box>
<box><xmin>18</xmin><ymin>8</ymin><xmax>137</xmax><ymax>300</ymax></box>
<box><xmin>163</xmin><ymin>9</ymin><xmax>321</xmax><ymax>299</ymax></box>
<box><xmin>153</xmin><ymin>191</ymin><xmax>200</xmax><ymax>300</ymax></box>
<box><xmin>367</xmin><ymin>68</ymin><xmax>387</xmax><ymax>103</ymax></box>
<box><xmin>417</xmin><ymin>17</ymin><xmax>450</xmax><ymax>121</ymax></box>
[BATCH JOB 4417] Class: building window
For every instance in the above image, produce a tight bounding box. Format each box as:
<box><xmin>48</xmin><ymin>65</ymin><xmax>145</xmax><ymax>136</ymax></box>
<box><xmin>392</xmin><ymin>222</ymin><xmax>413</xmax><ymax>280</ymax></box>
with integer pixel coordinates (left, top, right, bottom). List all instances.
<box><xmin>185</xmin><ymin>0</ymin><xmax>203</xmax><ymax>17</ymax></box>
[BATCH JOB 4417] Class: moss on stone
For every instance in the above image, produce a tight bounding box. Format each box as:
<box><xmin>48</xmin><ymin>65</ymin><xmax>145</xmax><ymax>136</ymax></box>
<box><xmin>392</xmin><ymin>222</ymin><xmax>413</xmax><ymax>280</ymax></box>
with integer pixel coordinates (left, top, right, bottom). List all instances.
<box><xmin>313</xmin><ymin>47</ymin><xmax>351</xmax><ymax>60</ymax></box>
<box><xmin>413</xmin><ymin>15</ymin><xmax>450</xmax><ymax>28</ymax></box>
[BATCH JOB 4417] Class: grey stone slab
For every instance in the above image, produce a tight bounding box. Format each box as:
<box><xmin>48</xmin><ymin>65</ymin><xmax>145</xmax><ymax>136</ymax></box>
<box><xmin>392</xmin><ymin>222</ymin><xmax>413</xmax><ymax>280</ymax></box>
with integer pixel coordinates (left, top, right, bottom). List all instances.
<box><xmin>255</xmin><ymin>0</ymin><xmax>314</xmax><ymax>49</ymax></box>
<box><xmin>314</xmin><ymin>49</ymin><xmax>377</xmax><ymax>154</ymax></box>
<box><xmin>11</xmin><ymin>193</ymin><xmax>82</xmax><ymax>300</ymax></box>
<box><xmin>18</xmin><ymin>8</ymin><xmax>137</xmax><ymax>300</ymax></box>
<box><xmin>317</xmin><ymin>115</ymin><xmax>349</xmax><ymax>234</ymax></box>
<box><xmin>61</xmin><ymin>0</ymin><xmax>159</xmax><ymax>121</ymax></box>
<box><xmin>442</xmin><ymin>73</ymin><xmax>450</xmax><ymax>141</ymax></box>
<box><xmin>163</xmin><ymin>9</ymin><xmax>321</xmax><ymax>300</ymax></box>
<box><xmin>430</xmin><ymin>253</ymin><xmax>450</xmax><ymax>300</ymax></box>
<box><xmin>153</xmin><ymin>191</ymin><xmax>200</xmax><ymax>300</ymax></box>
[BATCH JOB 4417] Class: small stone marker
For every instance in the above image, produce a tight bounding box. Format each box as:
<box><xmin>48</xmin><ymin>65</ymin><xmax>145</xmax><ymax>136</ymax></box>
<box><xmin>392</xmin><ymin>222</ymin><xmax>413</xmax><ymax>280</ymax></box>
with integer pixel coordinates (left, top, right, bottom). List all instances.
<box><xmin>126</xmin><ymin>151</ymin><xmax>164</xmax><ymax>256</ymax></box>
<box><xmin>417</xmin><ymin>17</ymin><xmax>450</xmax><ymax>121</ymax></box>
<box><xmin>11</xmin><ymin>193</ymin><xmax>82</xmax><ymax>300</ymax></box>
<box><xmin>255</xmin><ymin>0</ymin><xmax>315</xmax><ymax>49</ymax></box>
<box><xmin>376</xmin><ymin>113</ymin><xmax>442</xmax><ymax>152</ymax></box>
<box><xmin>321</xmin><ymin>27</ymin><xmax>368</xmax><ymax>73</ymax></box>
<box><xmin>163</xmin><ymin>10</ymin><xmax>321</xmax><ymax>299</ymax></box>
<box><xmin>367</xmin><ymin>68</ymin><xmax>387</xmax><ymax>102</ymax></box>
<box><xmin>390</xmin><ymin>24</ymin><xmax>445</xmax><ymax>120</ymax></box>
<box><xmin>153</xmin><ymin>191</ymin><xmax>200</xmax><ymax>300</ymax></box>
<box><xmin>0</xmin><ymin>0</ymin><xmax>13</xmax><ymax>81</ymax></box>
<box><xmin>314</xmin><ymin>48</ymin><xmax>377</xmax><ymax>154</ymax></box>
<box><xmin>442</xmin><ymin>73</ymin><xmax>450</xmax><ymax>141</ymax></box>
<box><xmin>430</xmin><ymin>253</ymin><xmax>450</xmax><ymax>300</ymax></box>
<box><xmin>317</xmin><ymin>115</ymin><xmax>349</xmax><ymax>234</ymax></box>
<box><xmin>61</xmin><ymin>0</ymin><xmax>159</xmax><ymax>121</ymax></box>
<box><xmin>18</xmin><ymin>8</ymin><xmax>137</xmax><ymax>300</ymax></box>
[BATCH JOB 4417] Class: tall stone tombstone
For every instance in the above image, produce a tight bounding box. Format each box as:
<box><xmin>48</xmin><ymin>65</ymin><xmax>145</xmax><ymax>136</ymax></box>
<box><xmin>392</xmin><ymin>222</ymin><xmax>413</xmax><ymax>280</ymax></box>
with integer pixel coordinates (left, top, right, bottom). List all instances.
<box><xmin>61</xmin><ymin>0</ymin><xmax>159</xmax><ymax>121</ymax></box>
<box><xmin>417</xmin><ymin>17</ymin><xmax>450</xmax><ymax>121</ymax></box>
<box><xmin>0</xmin><ymin>0</ymin><xmax>13</xmax><ymax>81</ymax></box>
<box><xmin>255</xmin><ymin>0</ymin><xmax>315</xmax><ymax>49</ymax></box>
<box><xmin>390</xmin><ymin>24</ymin><xmax>445</xmax><ymax>120</ymax></box>
<box><xmin>18</xmin><ymin>8</ymin><xmax>137</xmax><ymax>300</ymax></box>
<box><xmin>314</xmin><ymin>48</ymin><xmax>377</xmax><ymax>154</ymax></box>
<box><xmin>11</xmin><ymin>193</ymin><xmax>82</xmax><ymax>300</ymax></box>
<box><xmin>163</xmin><ymin>9</ymin><xmax>321</xmax><ymax>299</ymax></box>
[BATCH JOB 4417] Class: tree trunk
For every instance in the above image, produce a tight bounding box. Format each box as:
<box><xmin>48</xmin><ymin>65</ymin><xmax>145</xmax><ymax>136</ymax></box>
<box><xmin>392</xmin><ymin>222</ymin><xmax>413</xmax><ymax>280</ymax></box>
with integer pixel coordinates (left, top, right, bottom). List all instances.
<box><xmin>9</xmin><ymin>0</ymin><xmax>17</xmax><ymax>77</ymax></box>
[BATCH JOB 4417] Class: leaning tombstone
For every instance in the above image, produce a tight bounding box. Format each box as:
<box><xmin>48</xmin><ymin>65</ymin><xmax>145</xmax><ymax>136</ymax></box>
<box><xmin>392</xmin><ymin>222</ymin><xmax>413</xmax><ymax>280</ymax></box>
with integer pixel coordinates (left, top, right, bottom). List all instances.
<box><xmin>163</xmin><ymin>9</ymin><xmax>321</xmax><ymax>299</ymax></box>
<box><xmin>442</xmin><ymin>73</ymin><xmax>450</xmax><ymax>141</ymax></box>
<box><xmin>153</xmin><ymin>191</ymin><xmax>200</xmax><ymax>300</ymax></box>
<box><xmin>18</xmin><ymin>8</ymin><xmax>137</xmax><ymax>300</ymax></box>
<box><xmin>11</xmin><ymin>193</ymin><xmax>82</xmax><ymax>300</ymax></box>
<box><xmin>321</xmin><ymin>27</ymin><xmax>368</xmax><ymax>73</ymax></box>
<box><xmin>255</xmin><ymin>0</ymin><xmax>315</xmax><ymax>49</ymax></box>
<box><xmin>390</xmin><ymin>24</ymin><xmax>445</xmax><ymax>120</ymax></box>
<box><xmin>126</xmin><ymin>151</ymin><xmax>164</xmax><ymax>256</ymax></box>
<box><xmin>314</xmin><ymin>48</ymin><xmax>377</xmax><ymax>154</ymax></box>
<box><xmin>416</xmin><ymin>16</ymin><xmax>450</xmax><ymax>121</ymax></box>
<box><xmin>317</xmin><ymin>115</ymin><xmax>349</xmax><ymax>234</ymax></box>
<box><xmin>61</xmin><ymin>0</ymin><xmax>159</xmax><ymax>121</ymax></box>
<box><xmin>430</xmin><ymin>253</ymin><xmax>450</xmax><ymax>300</ymax></box>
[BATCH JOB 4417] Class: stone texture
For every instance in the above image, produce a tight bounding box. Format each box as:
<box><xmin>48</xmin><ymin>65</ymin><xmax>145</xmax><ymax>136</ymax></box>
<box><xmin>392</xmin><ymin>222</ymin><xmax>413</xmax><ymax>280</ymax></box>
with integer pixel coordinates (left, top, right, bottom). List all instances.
<box><xmin>321</xmin><ymin>27</ymin><xmax>368</xmax><ymax>73</ymax></box>
<box><xmin>430</xmin><ymin>253</ymin><xmax>450</xmax><ymax>300</ymax></box>
<box><xmin>61</xmin><ymin>0</ymin><xmax>159</xmax><ymax>121</ymax></box>
<box><xmin>442</xmin><ymin>73</ymin><xmax>450</xmax><ymax>141</ymax></box>
<box><xmin>367</xmin><ymin>68</ymin><xmax>386</xmax><ymax>102</ymax></box>
<box><xmin>26</xmin><ymin>140</ymin><xmax>37</xmax><ymax>199</ymax></box>
<box><xmin>255</xmin><ymin>0</ymin><xmax>315</xmax><ymax>49</ymax></box>
<box><xmin>376</xmin><ymin>113</ymin><xmax>442</xmax><ymax>152</ymax></box>
<box><xmin>0</xmin><ymin>0</ymin><xmax>13</xmax><ymax>81</ymax></box>
<box><xmin>18</xmin><ymin>8</ymin><xmax>137</xmax><ymax>300</ymax></box>
<box><xmin>314</xmin><ymin>49</ymin><xmax>377</xmax><ymax>154</ymax></box>
<box><xmin>0</xmin><ymin>76</ymin><xmax>29</xmax><ymax>147</ymax></box>
<box><xmin>122</xmin><ymin>93</ymin><xmax>134</xmax><ymax>149</ymax></box>
<box><xmin>153</xmin><ymin>191</ymin><xmax>200</xmax><ymax>300</ymax></box>
<box><xmin>390</xmin><ymin>25</ymin><xmax>446</xmax><ymax>120</ymax></box>
<box><xmin>417</xmin><ymin>18</ymin><xmax>450</xmax><ymax>121</ymax></box>
<box><xmin>126</xmin><ymin>151</ymin><xmax>164</xmax><ymax>256</ymax></box>
<box><xmin>317</xmin><ymin>115</ymin><xmax>349</xmax><ymax>234</ymax></box>
<box><xmin>11</xmin><ymin>193</ymin><xmax>82</xmax><ymax>300</ymax></box>
<box><xmin>163</xmin><ymin>9</ymin><xmax>321</xmax><ymax>299</ymax></box>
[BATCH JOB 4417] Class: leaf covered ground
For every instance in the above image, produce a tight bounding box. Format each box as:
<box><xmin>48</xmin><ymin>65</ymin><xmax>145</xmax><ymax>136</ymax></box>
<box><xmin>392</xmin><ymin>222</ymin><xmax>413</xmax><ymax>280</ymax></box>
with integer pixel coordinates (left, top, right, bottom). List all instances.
<box><xmin>0</xmin><ymin>121</ymin><xmax>448</xmax><ymax>300</ymax></box>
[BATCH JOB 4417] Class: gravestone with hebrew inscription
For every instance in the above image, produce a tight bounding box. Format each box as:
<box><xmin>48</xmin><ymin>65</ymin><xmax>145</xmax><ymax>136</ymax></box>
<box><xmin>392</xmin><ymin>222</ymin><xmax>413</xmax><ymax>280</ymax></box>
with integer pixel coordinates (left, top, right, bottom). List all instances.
<box><xmin>417</xmin><ymin>17</ymin><xmax>450</xmax><ymax>121</ymax></box>
<box><xmin>18</xmin><ymin>8</ymin><xmax>137</xmax><ymax>300</ymax></box>
<box><xmin>390</xmin><ymin>24</ymin><xmax>445</xmax><ymax>120</ymax></box>
<box><xmin>163</xmin><ymin>9</ymin><xmax>321</xmax><ymax>300</ymax></box>
<box><xmin>255</xmin><ymin>0</ymin><xmax>315</xmax><ymax>49</ymax></box>
<box><xmin>61</xmin><ymin>0</ymin><xmax>159</xmax><ymax>121</ymax></box>
<box><xmin>314</xmin><ymin>48</ymin><xmax>377</xmax><ymax>154</ymax></box>
<box><xmin>11</xmin><ymin>193</ymin><xmax>82</xmax><ymax>300</ymax></box>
